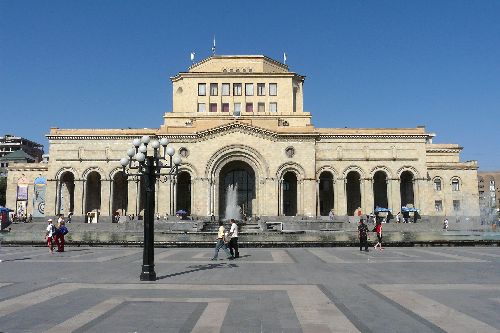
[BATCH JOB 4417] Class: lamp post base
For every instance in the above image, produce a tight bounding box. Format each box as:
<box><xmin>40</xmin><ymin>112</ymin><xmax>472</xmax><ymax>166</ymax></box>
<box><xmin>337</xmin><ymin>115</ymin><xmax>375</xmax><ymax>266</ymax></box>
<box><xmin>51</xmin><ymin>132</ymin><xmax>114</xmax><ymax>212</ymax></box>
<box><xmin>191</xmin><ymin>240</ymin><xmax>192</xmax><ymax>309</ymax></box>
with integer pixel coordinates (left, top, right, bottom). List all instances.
<box><xmin>140</xmin><ymin>265</ymin><xmax>157</xmax><ymax>281</ymax></box>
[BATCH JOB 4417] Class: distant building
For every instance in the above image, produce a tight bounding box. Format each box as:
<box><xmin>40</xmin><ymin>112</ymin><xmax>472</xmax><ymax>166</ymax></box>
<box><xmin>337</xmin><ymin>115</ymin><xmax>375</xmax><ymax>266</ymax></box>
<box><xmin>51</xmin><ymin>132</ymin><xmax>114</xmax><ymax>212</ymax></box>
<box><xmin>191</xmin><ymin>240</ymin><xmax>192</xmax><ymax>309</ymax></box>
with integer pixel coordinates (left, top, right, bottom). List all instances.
<box><xmin>478</xmin><ymin>172</ymin><xmax>500</xmax><ymax>217</ymax></box>
<box><xmin>0</xmin><ymin>134</ymin><xmax>44</xmax><ymax>162</ymax></box>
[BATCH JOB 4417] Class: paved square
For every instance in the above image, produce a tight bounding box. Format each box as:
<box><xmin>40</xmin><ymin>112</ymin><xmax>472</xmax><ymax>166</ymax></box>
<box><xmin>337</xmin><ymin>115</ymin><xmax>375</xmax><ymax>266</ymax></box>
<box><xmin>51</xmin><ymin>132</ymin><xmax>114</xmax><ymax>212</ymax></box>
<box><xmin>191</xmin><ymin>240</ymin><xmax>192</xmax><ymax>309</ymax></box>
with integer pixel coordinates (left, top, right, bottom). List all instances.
<box><xmin>0</xmin><ymin>246</ymin><xmax>499</xmax><ymax>332</ymax></box>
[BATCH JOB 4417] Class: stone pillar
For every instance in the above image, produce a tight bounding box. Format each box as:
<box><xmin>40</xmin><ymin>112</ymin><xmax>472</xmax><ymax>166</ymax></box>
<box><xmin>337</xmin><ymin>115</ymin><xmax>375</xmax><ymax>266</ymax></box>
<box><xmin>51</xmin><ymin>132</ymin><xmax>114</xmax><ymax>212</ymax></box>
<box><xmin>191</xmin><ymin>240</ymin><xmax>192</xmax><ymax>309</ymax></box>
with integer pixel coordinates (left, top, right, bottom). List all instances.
<box><xmin>74</xmin><ymin>179</ymin><xmax>84</xmax><ymax>216</ymax></box>
<box><xmin>100</xmin><ymin>179</ymin><xmax>111</xmax><ymax>217</ymax></box>
<box><xmin>278</xmin><ymin>178</ymin><xmax>283</xmax><ymax>216</ymax></box>
<box><xmin>127</xmin><ymin>179</ymin><xmax>137</xmax><ymax>215</ymax></box>
<box><xmin>303</xmin><ymin>178</ymin><xmax>316</xmax><ymax>216</ymax></box>
<box><xmin>336</xmin><ymin>177</ymin><xmax>347</xmax><ymax>215</ymax></box>
<box><xmin>157</xmin><ymin>179</ymin><xmax>168</xmax><ymax>216</ymax></box>
<box><xmin>390</xmin><ymin>178</ymin><xmax>401</xmax><ymax>214</ymax></box>
<box><xmin>364</xmin><ymin>177</ymin><xmax>374</xmax><ymax>214</ymax></box>
<box><xmin>315</xmin><ymin>180</ymin><xmax>320</xmax><ymax>216</ymax></box>
<box><xmin>414</xmin><ymin>179</ymin><xmax>421</xmax><ymax>213</ymax></box>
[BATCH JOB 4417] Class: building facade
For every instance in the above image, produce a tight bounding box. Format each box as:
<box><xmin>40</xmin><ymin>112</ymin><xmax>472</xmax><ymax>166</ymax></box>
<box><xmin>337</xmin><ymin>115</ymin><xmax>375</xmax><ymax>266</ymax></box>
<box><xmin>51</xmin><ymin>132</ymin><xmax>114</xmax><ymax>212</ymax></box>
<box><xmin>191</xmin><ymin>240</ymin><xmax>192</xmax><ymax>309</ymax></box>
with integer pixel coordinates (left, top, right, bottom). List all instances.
<box><xmin>478</xmin><ymin>172</ymin><xmax>500</xmax><ymax>219</ymax></box>
<box><xmin>6</xmin><ymin>55</ymin><xmax>480</xmax><ymax>221</ymax></box>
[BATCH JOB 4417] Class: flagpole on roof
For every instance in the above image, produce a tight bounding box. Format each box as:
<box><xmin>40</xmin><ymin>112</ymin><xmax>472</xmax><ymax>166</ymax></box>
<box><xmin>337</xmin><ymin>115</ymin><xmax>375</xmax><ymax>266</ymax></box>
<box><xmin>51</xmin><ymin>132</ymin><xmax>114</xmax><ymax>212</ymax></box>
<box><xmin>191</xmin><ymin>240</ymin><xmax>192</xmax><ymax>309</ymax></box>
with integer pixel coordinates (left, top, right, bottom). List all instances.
<box><xmin>283</xmin><ymin>52</ymin><xmax>287</xmax><ymax>64</ymax></box>
<box><xmin>212</xmin><ymin>36</ymin><xmax>216</xmax><ymax>55</ymax></box>
<box><xmin>190</xmin><ymin>52</ymin><xmax>195</xmax><ymax>64</ymax></box>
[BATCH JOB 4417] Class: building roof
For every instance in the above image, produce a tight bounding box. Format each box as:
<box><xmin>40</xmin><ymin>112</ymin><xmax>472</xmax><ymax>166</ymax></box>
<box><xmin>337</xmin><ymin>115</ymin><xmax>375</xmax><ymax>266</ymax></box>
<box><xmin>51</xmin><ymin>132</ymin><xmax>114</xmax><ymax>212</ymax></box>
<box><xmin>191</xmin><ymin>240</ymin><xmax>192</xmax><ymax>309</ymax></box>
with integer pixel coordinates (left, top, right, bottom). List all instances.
<box><xmin>0</xmin><ymin>150</ymin><xmax>36</xmax><ymax>162</ymax></box>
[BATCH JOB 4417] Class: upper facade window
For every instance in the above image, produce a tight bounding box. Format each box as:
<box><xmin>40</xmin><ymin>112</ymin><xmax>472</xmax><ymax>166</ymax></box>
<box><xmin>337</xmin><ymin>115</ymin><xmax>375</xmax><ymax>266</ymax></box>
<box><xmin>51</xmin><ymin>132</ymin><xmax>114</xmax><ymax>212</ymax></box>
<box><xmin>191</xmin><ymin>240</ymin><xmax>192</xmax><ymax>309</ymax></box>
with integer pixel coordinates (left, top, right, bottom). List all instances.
<box><xmin>210</xmin><ymin>83</ymin><xmax>218</xmax><ymax>96</ymax></box>
<box><xmin>197</xmin><ymin>103</ymin><xmax>206</xmax><ymax>113</ymax></box>
<box><xmin>257</xmin><ymin>83</ymin><xmax>265</xmax><ymax>96</ymax></box>
<box><xmin>198</xmin><ymin>83</ymin><xmax>206</xmax><ymax>96</ymax></box>
<box><xmin>233</xmin><ymin>83</ymin><xmax>242</xmax><ymax>96</ymax></box>
<box><xmin>269</xmin><ymin>102</ymin><xmax>277</xmax><ymax>113</ymax></box>
<box><xmin>222</xmin><ymin>83</ymin><xmax>230</xmax><ymax>96</ymax></box>
<box><xmin>433</xmin><ymin>178</ymin><xmax>442</xmax><ymax>191</ymax></box>
<box><xmin>452</xmin><ymin>178</ymin><xmax>460</xmax><ymax>191</ymax></box>
<box><xmin>269</xmin><ymin>83</ymin><xmax>277</xmax><ymax>96</ymax></box>
<box><xmin>245</xmin><ymin>83</ymin><xmax>254</xmax><ymax>96</ymax></box>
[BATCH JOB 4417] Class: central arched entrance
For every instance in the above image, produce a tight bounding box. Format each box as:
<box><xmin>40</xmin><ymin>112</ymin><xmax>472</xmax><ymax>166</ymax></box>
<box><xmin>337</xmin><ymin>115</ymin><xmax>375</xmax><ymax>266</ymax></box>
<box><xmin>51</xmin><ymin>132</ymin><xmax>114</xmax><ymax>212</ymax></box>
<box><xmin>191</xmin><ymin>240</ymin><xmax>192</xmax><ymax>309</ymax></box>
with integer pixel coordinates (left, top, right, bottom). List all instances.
<box><xmin>219</xmin><ymin>161</ymin><xmax>255</xmax><ymax>218</ymax></box>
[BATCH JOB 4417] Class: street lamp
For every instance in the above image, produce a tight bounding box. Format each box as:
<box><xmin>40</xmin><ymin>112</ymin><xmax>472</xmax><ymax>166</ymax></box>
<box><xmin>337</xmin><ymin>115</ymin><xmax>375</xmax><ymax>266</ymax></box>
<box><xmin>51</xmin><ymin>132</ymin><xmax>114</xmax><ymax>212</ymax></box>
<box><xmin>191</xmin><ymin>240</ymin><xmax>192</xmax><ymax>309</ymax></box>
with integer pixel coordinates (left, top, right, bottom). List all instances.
<box><xmin>121</xmin><ymin>135</ymin><xmax>182</xmax><ymax>281</ymax></box>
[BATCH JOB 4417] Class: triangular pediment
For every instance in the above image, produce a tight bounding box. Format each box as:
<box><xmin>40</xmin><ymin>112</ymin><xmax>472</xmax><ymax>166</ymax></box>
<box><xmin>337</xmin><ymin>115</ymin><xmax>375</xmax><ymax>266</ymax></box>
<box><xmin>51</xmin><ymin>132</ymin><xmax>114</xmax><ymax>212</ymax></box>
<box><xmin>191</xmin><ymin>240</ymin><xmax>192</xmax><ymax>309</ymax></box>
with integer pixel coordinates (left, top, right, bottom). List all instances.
<box><xmin>188</xmin><ymin>55</ymin><xmax>289</xmax><ymax>74</ymax></box>
<box><xmin>196</xmin><ymin>122</ymin><xmax>278</xmax><ymax>140</ymax></box>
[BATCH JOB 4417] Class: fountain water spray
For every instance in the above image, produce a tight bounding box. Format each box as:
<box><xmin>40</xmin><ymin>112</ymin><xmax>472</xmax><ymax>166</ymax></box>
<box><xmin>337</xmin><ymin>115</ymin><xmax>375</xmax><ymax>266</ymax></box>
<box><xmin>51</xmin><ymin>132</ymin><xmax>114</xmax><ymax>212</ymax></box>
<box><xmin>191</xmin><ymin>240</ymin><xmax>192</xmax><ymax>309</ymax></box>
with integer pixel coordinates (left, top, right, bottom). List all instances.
<box><xmin>225</xmin><ymin>184</ymin><xmax>241</xmax><ymax>221</ymax></box>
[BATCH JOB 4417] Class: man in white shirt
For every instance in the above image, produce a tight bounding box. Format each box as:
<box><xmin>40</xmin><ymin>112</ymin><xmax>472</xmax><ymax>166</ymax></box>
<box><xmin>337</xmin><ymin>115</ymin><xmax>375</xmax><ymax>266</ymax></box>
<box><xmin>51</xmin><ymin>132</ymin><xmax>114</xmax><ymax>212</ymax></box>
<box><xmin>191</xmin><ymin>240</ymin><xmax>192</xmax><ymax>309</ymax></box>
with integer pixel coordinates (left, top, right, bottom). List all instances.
<box><xmin>46</xmin><ymin>219</ymin><xmax>55</xmax><ymax>253</ymax></box>
<box><xmin>229</xmin><ymin>219</ymin><xmax>239</xmax><ymax>258</ymax></box>
<box><xmin>211</xmin><ymin>221</ymin><xmax>233</xmax><ymax>260</ymax></box>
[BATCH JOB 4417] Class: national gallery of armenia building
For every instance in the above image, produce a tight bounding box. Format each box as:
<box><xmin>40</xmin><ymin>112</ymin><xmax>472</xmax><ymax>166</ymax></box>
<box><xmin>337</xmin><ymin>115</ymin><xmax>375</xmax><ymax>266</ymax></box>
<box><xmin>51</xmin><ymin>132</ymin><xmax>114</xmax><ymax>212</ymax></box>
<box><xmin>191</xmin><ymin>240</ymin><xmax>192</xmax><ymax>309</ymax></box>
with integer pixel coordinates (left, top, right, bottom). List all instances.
<box><xmin>7</xmin><ymin>55</ymin><xmax>480</xmax><ymax>222</ymax></box>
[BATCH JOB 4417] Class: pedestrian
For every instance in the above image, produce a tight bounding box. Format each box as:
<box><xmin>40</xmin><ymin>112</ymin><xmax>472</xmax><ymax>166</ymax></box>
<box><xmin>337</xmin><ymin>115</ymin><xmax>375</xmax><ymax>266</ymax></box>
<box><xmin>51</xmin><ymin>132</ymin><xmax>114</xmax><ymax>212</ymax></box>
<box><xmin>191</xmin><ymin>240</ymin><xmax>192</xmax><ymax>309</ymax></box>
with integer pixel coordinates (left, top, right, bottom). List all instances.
<box><xmin>46</xmin><ymin>219</ymin><xmax>55</xmax><ymax>253</ymax></box>
<box><xmin>55</xmin><ymin>219</ymin><xmax>67</xmax><ymax>252</ymax></box>
<box><xmin>58</xmin><ymin>214</ymin><xmax>64</xmax><ymax>226</ymax></box>
<box><xmin>373</xmin><ymin>220</ymin><xmax>383</xmax><ymax>250</ymax></box>
<box><xmin>228</xmin><ymin>218</ymin><xmax>239</xmax><ymax>258</ymax></box>
<box><xmin>328</xmin><ymin>209</ymin><xmax>335</xmax><ymax>221</ymax></box>
<box><xmin>67</xmin><ymin>212</ymin><xmax>73</xmax><ymax>223</ymax></box>
<box><xmin>396</xmin><ymin>212</ymin><xmax>401</xmax><ymax>223</ymax></box>
<box><xmin>211</xmin><ymin>221</ymin><xmax>233</xmax><ymax>260</ymax></box>
<box><xmin>358</xmin><ymin>219</ymin><xmax>369</xmax><ymax>252</ymax></box>
<box><xmin>443</xmin><ymin>218</ymin><xmax>449</xmax><ymax>230</ymax></box>
<box><xmin>27</xmin><ymin>214</ymin><xmax>33</xmax><ymax>223</ymax></box>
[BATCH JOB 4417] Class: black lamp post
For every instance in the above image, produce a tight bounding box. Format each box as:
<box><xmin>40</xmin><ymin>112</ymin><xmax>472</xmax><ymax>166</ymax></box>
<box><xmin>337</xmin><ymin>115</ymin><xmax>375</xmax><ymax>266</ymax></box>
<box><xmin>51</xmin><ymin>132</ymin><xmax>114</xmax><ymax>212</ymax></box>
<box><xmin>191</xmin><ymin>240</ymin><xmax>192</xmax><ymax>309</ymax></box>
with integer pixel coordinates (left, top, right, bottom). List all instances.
<box><xmin>121</xmin><ymin>135</ymin><xmax>181</xmax><ymax>281</ymax></box>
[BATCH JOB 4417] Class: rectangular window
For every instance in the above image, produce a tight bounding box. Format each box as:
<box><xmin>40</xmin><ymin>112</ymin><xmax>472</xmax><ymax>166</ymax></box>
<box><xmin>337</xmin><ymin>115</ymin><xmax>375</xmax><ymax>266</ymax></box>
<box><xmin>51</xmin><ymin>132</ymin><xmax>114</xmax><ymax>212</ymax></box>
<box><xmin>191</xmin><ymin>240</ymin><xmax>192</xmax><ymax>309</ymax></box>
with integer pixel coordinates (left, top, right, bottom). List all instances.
<box><xmin>233</xmin><ymin>103</ymin><xmax>241</xmax><ymax>116</ymax></box>
<box><xmin>233</xmin><ymin>83</ymin><xmax>242</xmax><ymax>96</ymax></box>
<box><xmin>222</xmin><ymin>83</ymin><xmax>230</xmax><ymax>96</ymax></box>
<box><xmin>269</xmin><ymin>102</ymin><xmax>277</xmax><ymax>113</ymax></box>
<box><xmin>245</xmin><ymin>83</ymin><xmax>254</xmax><ymax>96</ymax></box>
<box><xmin>198</xmin><ymin>83</ymin><xmax>206</xmax><ymax>96</ymax></box>
<box><xmin>257</xmin><ymin>83</ymin><xmax>265</xmax><ymax>96</ymax></box>
<box><xmin>197</xmin><ymin>103</ymin><xmax>206</xmax><ymax>113</ymax></box>
<box><xmin>210</xmin><ymin>83</ymin><xmax>218</xmax><ymax>96</ymax></box>
<box><xmin>222</xmin><ymin>103</ymin><xmax>229</xmax><ymax>112</ymax></box>
<box><xmin>434</xmin><ymin>180</ymin><xmax>442</xmax><ymax>191</ymax></box>
<box><xmin>246</xmin><ymin>103</ymin><xmax>253</xmax><ymax>112</ymax></box>
<box><xmin>453</xmin><ymin>200</ymin><xmax>460</xmax><ymax>211</ymax></box>
<box><xmin>209</xmin><ymin>103</ymin><xmax>217</xmax><ymax>112</ymax></box>
<box><xmin>258</xmin><ymin>102</ymin><xmax>265</xmax><ymax>112</ymax></box>
<box><xmin>452</xmin><ymin>180</ymin><xmax>460</xmax><ymax>191</ymax></box>
<box><xmin>269</xmin><ymin>83</ymin><xmax>277</xmax><ymax>96</ymax></box>
<box><xmin>435</xmin><ymin>200</ymin><xmax>443</xmax><ymax>212</ymax></box>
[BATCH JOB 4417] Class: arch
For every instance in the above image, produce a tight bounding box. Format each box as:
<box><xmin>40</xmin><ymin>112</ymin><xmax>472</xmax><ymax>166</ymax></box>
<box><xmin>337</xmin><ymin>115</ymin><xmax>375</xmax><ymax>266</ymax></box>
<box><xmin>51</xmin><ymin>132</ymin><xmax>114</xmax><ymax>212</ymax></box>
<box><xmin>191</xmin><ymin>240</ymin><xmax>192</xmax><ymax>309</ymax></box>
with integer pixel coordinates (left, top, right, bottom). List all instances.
<box><xmin>85</xmin><ymin>171</ymin><xmax>101</xmax><ymax>214</ymax></box>
<box><xmin>206</xmin><ymin>144</ymin><xmax>269</xmax><ymax>180</ymax></box>
<box><xmin>373</xmin><ymin>170</ymin><xmax>389</xmax><ymax>209</ymax></box>
<box><xmin>82</xmin><ymin>167</ymin><xmax>105</xmax><ymax>180</ymax></box>
<box><xmin>112</xmin><ymin>171</ymin><xmax>128</xmax><ymax>216</ymax></box>
<box><xmin>397</xmin><ymin>166</ymin><xmax>420</xmax><ymax>179</ymax></box>
<box><xmin>276</xmin><ymin>162</ymin><xmax>305</xmax><ymax>180</ymax></box>
<box><xmin>176</xmin><ymin>171</ymin><xmax>192</xmax><ymax>214</ymax></box>
<box><xmin>318</xmin><ymin>170</ymin><xmax>334</xmax><ymax>216</ymax></box>
<box><xmin>346</xmin><ymin>170</ymin><xmax>362</xmax><ymax>216</ymax></box>
<box><xmin>219</xmin><ymin>160</ymin><xmax>256</xmax><ymax>218</ymax></box>
<box><xmin>177</xmin><ymin>162</ymin><xmax>198</xmax><ymax>179</ymax></box>
<box><xmin>282</xmin><ymin>171</ymin><xmax>297</xmax><ymax>216</ymax></box>
<box><xmin>342</xmin><ymin>165</ymin><xmax>366</xmax><ymax>179</ymax></box>
<box><xmin>55</xmin><ymin>167</ymin><xmax>78</xmax><ymax>181</ymax></box>
<box><xmin>316</xmin><ymin>165</ymin><xmax>339</xmax><ymax>180</ymax></box>
<box><xmin>369</xmin><ymin>165</ymin><xmax>394</xmax><ymax>179</ymax></box>
<box><xmin>400</xmin><ymin>170</ymin><xmax>415</xmax><ymax>207</ymax></box>
<box><xmin>57</xmin><ymin>170</ymin><xmax>75</xmax><ymax>215</ymax></box>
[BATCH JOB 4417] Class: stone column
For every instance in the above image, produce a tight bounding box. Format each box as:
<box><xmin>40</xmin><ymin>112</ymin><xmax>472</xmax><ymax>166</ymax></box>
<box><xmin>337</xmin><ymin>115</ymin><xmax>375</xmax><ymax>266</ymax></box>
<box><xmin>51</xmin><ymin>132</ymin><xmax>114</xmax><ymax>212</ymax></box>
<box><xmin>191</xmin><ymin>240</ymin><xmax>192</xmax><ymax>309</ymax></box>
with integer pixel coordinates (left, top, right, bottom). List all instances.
<box><xmin>364</xmin><ymin>177</ymin><xmax>374</xmax><ymax>214</ymax></box>
<box><xmin>127</xmin><ymin>179</ymin><xmax>137</xmax><ymax>215</ymax></box>
<box><xmin>390</xmin><ymin>178</ymin><xmax>401</xmax><ymax>214</ymax></box>
<box><xmin>315</xmin><ymin>180</ymin><xmax>320</xmax><ymax>216</ymax></box>
<box><xmin>336</xmin><ymin>177</ymin><xmax>347</xmax><ymax>215</ymax></box>
<box><xmin>157</xmin><ymin>178</ymin><xmax>168</xmax><ymax>217</ymax></box>
<box><xmin>302</xmin><ymin>178</ymin><xmax>316</xmax><ymax>216</ymax></box>
<box><xmin>72</xmin><ymin>179</ymin><xmax>83</xmax><ymax>216</ymax></box>
<box><xmin>100</xmin><ymin>179</ymin><xmax>111</xmax><ymax>217</ymax></box>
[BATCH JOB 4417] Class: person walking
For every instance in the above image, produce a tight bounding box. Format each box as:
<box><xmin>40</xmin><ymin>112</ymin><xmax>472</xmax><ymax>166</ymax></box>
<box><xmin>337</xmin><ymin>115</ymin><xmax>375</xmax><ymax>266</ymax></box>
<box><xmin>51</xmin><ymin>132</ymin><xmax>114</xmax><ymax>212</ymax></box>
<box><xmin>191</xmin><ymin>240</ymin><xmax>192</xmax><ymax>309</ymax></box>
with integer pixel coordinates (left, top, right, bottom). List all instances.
<box><xmin>358</xmin><ymin>219</ymin><xmax>369</xmax><ymax>252</ymax></box>
<box><xmin>373</xmin><ymin>220</ymin><xmax>383</xmax><ymax>250</ymax></box>
<box><xmin>228</xmin><ymin>219</ymin><xmax>239</xmax><ymax>258</ymax></box>
<box><xmin>46</xmin><ymin>219</ymin><xmax>55</xmax><ymax>254</ymax></box>
<box><xmin>443</xmin><ymin>218</ymin><xmax>449</xmax><ymax>231</ymax></box>
<box><xmin>211</xmin><ymin>221</ymin><xmax>233</xmax><ymax>260</ymax></box>
<box><xmin>55</xmin><ymin>219</ymin><xmax>68</xmax><ymax>252</ymax></box>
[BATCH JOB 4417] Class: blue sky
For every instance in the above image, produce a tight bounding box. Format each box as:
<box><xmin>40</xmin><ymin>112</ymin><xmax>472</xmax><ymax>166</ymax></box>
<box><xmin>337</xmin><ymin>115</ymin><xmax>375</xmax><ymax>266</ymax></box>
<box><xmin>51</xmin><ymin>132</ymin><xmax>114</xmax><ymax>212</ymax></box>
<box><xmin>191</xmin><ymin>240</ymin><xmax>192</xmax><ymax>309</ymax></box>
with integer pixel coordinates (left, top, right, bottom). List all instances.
<box><xmin>1</xmin><ymin>0</ymin><xmax>499</xmax><ymax>170</ymax></box>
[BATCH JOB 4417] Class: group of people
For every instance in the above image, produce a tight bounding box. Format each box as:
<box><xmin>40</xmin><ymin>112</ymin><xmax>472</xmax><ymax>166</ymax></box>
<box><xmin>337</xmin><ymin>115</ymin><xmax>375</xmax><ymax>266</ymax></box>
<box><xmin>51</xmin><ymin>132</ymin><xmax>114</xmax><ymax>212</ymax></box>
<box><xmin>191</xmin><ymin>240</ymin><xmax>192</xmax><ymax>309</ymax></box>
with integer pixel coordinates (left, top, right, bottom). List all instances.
<box><xmin>357</xmin><ymin>218</ymin><xmax>384</xmax><ymax>251</ymax></box>
<box><xmin>45</xmin><ymin>214</ymin><xmax>69</xmax><ymax>253</ymax></box>
<box><xmin>211</xmin><ymin>219</ymin><xmax>239</xmax><ymax>260</ymax></box>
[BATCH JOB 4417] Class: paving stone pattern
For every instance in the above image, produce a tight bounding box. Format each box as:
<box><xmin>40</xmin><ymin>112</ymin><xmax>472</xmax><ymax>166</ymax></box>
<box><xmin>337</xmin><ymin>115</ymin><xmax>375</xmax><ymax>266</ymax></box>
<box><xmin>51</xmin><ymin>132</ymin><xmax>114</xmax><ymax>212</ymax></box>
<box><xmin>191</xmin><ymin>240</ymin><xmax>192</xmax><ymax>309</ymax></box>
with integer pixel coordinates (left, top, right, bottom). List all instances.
<box><xmin>0</xmin><ymin>246</ymin><xmax>499</xmax><ymax>332</ymax></box>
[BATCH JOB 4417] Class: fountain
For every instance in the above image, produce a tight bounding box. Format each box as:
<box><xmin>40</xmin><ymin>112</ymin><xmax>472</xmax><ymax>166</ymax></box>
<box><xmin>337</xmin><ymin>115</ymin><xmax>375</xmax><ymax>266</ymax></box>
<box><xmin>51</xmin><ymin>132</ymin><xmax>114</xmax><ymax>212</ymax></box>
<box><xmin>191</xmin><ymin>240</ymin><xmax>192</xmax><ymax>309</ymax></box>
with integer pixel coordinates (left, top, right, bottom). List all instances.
<box><xmin>224</xmin><ymin>184</ymin><xmax>241</xmax><ymax>221</ymax></box>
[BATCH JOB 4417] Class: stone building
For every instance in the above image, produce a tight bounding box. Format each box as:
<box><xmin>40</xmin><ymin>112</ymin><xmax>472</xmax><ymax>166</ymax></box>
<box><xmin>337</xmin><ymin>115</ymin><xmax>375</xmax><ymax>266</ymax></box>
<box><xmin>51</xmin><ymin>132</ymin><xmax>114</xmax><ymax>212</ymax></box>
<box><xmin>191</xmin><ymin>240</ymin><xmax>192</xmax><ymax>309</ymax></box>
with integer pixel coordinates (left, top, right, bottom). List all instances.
<box><xmin>6</xmin><ymin>55</ymin><xmax>480</xmax><ymax>222</ymax></box>
<box><xmin>478</xmin><ymin>171</ymin><xmax>500</xmax><ymax>218</ymax></box>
